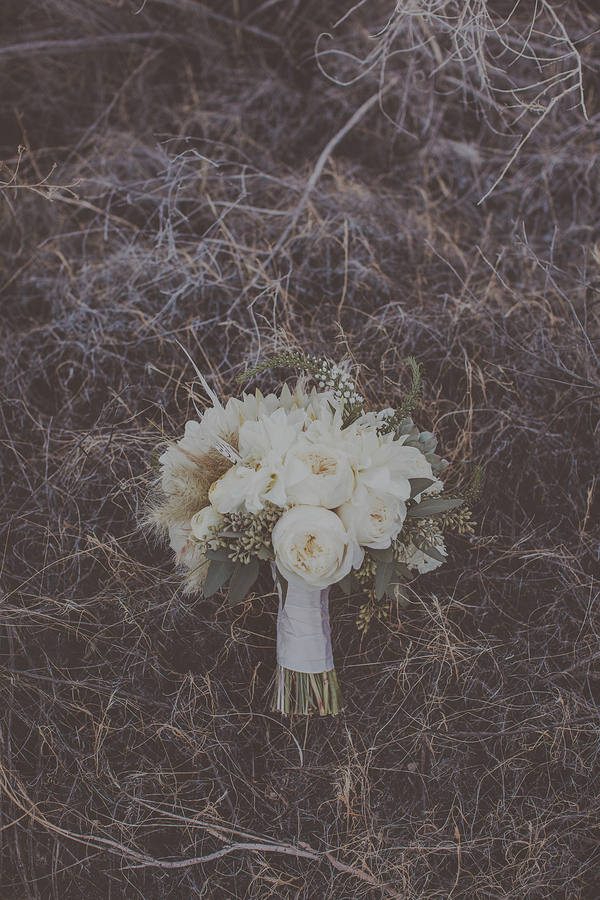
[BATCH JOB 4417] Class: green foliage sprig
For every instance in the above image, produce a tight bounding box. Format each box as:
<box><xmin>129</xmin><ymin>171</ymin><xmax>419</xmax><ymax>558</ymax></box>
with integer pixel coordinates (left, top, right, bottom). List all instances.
<box><xmin>439</xmin><ymin>466</ymin><xmax>484</xmax><ymax>534</ymax></box>
<box><xmin>377</xmin><ymin>357</ymin><xmax>425</xmax><ymax>435</ymax></box>
<box><xmin>236</xmin><ymin>351</ymin><xmax>316</xmax><ymax>384</ymax></box>
<box><xmin>459</xmin><ymin>465</ymin><xmax>484</xmax><ymax>507</ymax></box>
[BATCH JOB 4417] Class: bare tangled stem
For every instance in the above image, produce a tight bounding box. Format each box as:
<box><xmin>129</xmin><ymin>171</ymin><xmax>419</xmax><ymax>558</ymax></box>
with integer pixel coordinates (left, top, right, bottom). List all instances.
<box><xmin>316</xmin><ymin>0</ymin><xmax>588</xmax><ymax>198</ymax></box>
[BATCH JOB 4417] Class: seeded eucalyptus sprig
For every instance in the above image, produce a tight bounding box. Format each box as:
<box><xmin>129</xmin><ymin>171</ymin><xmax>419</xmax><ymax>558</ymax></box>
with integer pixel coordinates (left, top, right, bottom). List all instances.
<box><xmin>377</xmin><ymin>357</ymin><xmax>425</xmax><ymax>435</ymax></box>
<box><xmin>438</xmin><ymin>466</ymin><xmax>483</xmax><ymax>533</ymax></box>
<box><xmin>442</xmin><ymin>508</ymin><xmax>476</xmax><ymax>535</ymax></box>
<box><xmin>199</xmin><ymin>503</ymin><xmax>284</xmax><ymax>606</ymax></box>
<box><xmin>357</xmin><ymin>595</ymin><xmax>390</xmax><ymax>632</ymax></box>
<box><xmin>401</xmin><ymin>513</ymin><xmax>444</xmax><ymax>547</ymax></box>
<box><xmin>206</xmin><ymin>502</ymin><xmax>283</xmax><ymax>565</ymax></box>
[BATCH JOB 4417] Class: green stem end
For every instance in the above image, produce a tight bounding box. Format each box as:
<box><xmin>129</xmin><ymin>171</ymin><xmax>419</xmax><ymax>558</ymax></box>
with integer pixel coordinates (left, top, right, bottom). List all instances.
<box><xmin>271</xmin><ymin>667</ymin><xmax>345</xmax><ymax>716</ymax></box>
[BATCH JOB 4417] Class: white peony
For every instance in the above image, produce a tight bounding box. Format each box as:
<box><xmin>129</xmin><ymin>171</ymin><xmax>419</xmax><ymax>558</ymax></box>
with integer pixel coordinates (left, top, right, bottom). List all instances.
<box><xmin>338</xmin><ymin>493</ymin><xmax>405</xmax><ymax>550</ymax></box>
<box><xmin>321</xmin><ymin>426</ymin><xmax>412</xmax><ymax>506</ymax></box>
<box><xmin>190</xmin><ymin>505</ymin><xmax>224</xmax><ymax>543</ymax></box>
<box><xmin>272</xmin><ymin>505</ymin><xmax>359</xmax><ymax>589</ymax></box>
<box><xmin>284</xmin><ymin>439</ymin><xmax>355</xmax><ymax>509</ymax></box>
<box><xmin>392</xmin><ymin>446</ymin><xmax>441</xmax><ymax>501</ymax></box>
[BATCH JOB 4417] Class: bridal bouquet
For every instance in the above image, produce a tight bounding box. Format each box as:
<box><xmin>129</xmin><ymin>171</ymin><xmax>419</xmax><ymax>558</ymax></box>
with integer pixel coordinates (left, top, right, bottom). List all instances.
<box><xmin>147</xmin><ymin>351</ymin><xmax>480</xmax><ymax>715</ymax></box>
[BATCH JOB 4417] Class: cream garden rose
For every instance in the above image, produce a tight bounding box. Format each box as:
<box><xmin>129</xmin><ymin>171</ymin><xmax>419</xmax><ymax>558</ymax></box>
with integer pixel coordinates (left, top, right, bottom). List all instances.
<box><xmin>190</xmin><ymin>505</ymin><xmax>224</xmax><ymax>542</ymax></box>
<box><xmin>338</xmin><ymin>493</ymin><xmax>405</xmax><ymax>550</ymax></box>
<box><xmin>284</xmin><ymin>439</ymin><xmax>355</xmax><ymax>509</ymax></box>
<box><xmin>272</xmin><ymin>505</ymin><xmax>357</xmax><ymax>589</ymax></box>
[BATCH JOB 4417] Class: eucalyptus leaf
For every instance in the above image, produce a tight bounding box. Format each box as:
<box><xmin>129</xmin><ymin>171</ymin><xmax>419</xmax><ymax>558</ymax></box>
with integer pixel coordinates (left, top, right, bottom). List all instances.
<box><xmin>228</xmin><ymin>557</ymin><xmax>260</xmax><ymax>607</ymax></box>
<box><xmin>421</xmin><ymin>543</ymin><xmax>447</xmax><ymax>563</ymax></box>
<box><xmin>408</xmin><ymin>477</ymin><xmax>435</xmax><ymax>499</ymax></box>
<box><xmin>256</xmin><ymin>545</ymin><xmax>273</xmax><ymax>560</ymax></box>
<box><xmin>375</xmin><ymin>560</ymin><xmax>395</xmax><ymax>601</ymax></box>
<box><xmin>338</xmin><ymin>572</ymin><xmax>353</xmax><ymax>595</ymax></box>
<box><xmin>407</xmin><ymin>498</ymin><xmax>463</xmax><ymax>517</ymax></box>
<box><xmin>342</xmin><ymin>403</ymin><xmax>366</xmax><ymax>429</ymax></box>
<box><xmin>206</xmin><ymin>547</ymin><xmax>233</xmax><ymax>562</ymax></box>
<box><xmin>369</xmin><ymin>547</ymin><xmax>394</xmax><ymax>563</ymax></box>
<box><xmin>394</xmin><ymin>561</ymin><xmax>414</xmax><ymax>581</ymax></box>
<box><xmin>387</xmin><ymin>582</ymin><xmax>411</xmax><ymax>607</ymax></box>
<box><xmin>204</xmin><ymin>559</ymin><xmax>236</xmax><ymax>598</ymax></box>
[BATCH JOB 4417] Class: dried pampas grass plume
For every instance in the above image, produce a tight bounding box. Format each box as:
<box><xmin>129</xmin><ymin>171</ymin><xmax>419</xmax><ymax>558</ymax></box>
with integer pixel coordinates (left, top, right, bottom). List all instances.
<box><xmin>145</xmin><ymin>442</ymin><xmax>233</xmax><ymax>593</ymax></box>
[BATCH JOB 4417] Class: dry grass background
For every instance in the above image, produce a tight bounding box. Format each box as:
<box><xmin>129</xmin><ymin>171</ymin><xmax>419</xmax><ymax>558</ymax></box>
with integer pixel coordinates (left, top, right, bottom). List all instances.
<box><xmin>1</xmin><ymin>0</ymin><xmax>600</xmax><ymax>897</ymax></box>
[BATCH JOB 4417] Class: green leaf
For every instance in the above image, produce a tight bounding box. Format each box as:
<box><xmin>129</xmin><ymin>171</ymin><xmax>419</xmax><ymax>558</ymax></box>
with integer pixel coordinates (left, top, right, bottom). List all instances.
<box><xmin>205</xmin><ymin>547</ymin><xmax>233</xmax><ymax>561</ymax></box>
<box><xmin>228</xmin><ymin>558</ymin><xmax>260</xmax><ymax>607</ymax></box>
<box><xmin>419</xmin><ymin>542</ymin><xmax>447</xmax><ymax>564</ymax></box>
<box><xmin>387</xmin><ymin>582</ymin><xmax>411</xmax><ymax>607</ymax></box>
<box><xmin>375</xmin><ymin>560</ymin><xmax>395</xmax><ymax>601</ymax></box>
<box><xmin>407</xmin><ymin>498</ymin><xmax>463</xmax><ymax>517</ymax></box>
<box><xmin>338</xmin><ymin>572</ymin><xmax>353</xmax><ymax>595</ymax></box>
<box><xmin>394</xmin><ymin>561</ymin><xmax>414</xmax><ymax>581</ymax></box>
<box><xmin>369</xmin><ymin>547</ymin><xmax>394</xmax><ymax>563</ymax></box>
<box><xmin>342</xmin><ymin>403</ymin><xmax>366</xmax><ymax>429</ymax></box>
<box><xmin>275</xmin><ymin>568</ymin><xmax>288</xmax><ymax>607</ymax></box>
<box><xmin>408</xmin><ymin>477</ymin><xmax>435</xmax><ymax>499</ymax></box>
<box><xmin>256</xmin><ymin>545</ymin><xmax>273</xmax><ymax>560</ymax></box>
<box><xmin>204</xmin><ymin>559</ymin><xmax>236</xmax><ymax>598</ymax></box>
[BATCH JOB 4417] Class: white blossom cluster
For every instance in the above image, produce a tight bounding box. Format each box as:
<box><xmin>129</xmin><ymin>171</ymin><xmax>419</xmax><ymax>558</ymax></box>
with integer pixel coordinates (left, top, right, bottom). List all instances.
<box><xmin>313</xmin><ymin>359</ymin><xmax>364</xmax><ymax>409</ymax></box>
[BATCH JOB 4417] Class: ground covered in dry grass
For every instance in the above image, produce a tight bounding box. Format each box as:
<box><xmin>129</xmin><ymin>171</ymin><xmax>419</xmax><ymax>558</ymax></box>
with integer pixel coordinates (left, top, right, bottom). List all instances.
<box><xmin>1</xmin><ymin>1</ymin><xmax>600</xmax><ymax>898</ymax></box>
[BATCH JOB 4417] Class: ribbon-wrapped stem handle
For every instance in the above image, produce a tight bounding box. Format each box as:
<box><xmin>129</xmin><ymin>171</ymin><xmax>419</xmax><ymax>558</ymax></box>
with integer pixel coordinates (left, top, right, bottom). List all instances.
<box><xmin>271</xmin><ymin>572</ymin><xmax>345</xmax><ymax>716</ymax></box>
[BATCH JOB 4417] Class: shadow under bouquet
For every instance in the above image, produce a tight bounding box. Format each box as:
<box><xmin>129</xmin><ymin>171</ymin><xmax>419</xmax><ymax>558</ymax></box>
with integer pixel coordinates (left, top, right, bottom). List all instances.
<box><xmin>147</xmin><ymin>352</ymin><xmax>480</xmax><ymax>716</ymax></box>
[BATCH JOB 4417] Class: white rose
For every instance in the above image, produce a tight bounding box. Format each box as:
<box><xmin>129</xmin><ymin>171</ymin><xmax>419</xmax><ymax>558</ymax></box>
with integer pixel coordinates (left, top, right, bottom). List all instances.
<box><xmin>338</xmin><ymin>493</ymin><xmax>406</xmax><ymax>549</ymax></box>
<box><xmin>208</xmin><ymin>466</ymin><xmax>250</xmax><ymax>513</ymax></box>
<box><xmin>209</xmin><ymin>462</ymin><xmax>287</xmax><ymax>514</ymax></box>
<box><xmin>190</xmin><ymin>506</ymin><xmax>224</xmax><ymax>543</ymax></box>
<box><xmin>284</xmin><ymin>440</ymin><xmax>355</xmax><ymax>509</ymax></box>
<box><xmin>272</xmin><ymin>505</ymin><xmax>358</xmax><ymax>588</ymax></box>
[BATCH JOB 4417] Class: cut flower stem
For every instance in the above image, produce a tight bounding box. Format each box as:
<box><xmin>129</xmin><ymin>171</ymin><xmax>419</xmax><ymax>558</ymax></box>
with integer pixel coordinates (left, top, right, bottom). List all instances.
<box><xmin>271</xmin><ymin>666</ymin><xmax>345</xmax><ymax>716</ymax></box>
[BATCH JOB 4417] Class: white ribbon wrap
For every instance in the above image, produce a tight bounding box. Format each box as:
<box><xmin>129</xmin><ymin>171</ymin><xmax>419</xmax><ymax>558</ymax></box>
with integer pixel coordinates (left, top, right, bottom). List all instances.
<box><xmin>275</xmin><ymin>579</ymin><xmax>333</xmax><ymax>674</ymax></box>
